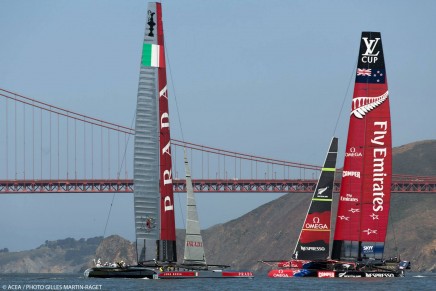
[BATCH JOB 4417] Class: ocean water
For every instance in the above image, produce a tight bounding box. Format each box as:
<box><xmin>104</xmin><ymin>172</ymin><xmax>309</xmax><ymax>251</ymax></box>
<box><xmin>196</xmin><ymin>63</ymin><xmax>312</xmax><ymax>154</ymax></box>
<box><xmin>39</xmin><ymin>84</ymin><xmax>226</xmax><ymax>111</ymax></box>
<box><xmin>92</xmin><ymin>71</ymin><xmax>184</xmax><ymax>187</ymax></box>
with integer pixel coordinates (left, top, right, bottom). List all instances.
<box><xmin>0</xmin><ymin>273</ymin><xmax>435</xmax><ymax>291</ymax></box>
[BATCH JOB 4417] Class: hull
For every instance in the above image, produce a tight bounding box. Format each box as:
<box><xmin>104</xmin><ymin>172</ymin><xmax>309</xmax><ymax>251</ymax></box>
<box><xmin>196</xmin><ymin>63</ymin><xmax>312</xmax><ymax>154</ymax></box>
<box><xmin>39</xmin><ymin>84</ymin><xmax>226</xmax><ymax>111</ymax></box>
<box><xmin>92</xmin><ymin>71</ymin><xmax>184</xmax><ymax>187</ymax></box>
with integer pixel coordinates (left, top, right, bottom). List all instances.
<box><xmin>268</xmin><ymin>268</ymin><xmax>403</xmax><ymax>278</ymax></box>
<box><xmin>268</xmin><ymin>259</ymin><xmax>404</xmax><ymax>278</ymax></box>
<box><xmin>84</xmin><ymin>266</ymin><xmax>158</xmax><ymax>279</ymax></box>
<box><xmin>268</xmin><ymin>269</ymin><xmax>302</xmax><ymax>278</ymax></box>
<box><xmin>159</xmin><ymin>270</ymin><xmax>254</xmax><ymax>279</ymax></box>
<box><xmin>332</xmin><ymin>270</ymin><xmax>403</xmax><ymax>278</ymax></box>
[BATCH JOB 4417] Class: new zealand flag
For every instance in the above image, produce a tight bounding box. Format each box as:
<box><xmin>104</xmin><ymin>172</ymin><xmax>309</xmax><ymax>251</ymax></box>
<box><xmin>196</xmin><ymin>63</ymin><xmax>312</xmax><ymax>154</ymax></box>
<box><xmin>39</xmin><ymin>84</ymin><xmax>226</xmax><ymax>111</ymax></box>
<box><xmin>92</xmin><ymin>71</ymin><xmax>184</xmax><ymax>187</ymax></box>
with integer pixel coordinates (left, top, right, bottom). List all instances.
<box><xmin>356</xmin><ymin>68</ymin><xmax>385</xmax><ymax>84</ymax></box>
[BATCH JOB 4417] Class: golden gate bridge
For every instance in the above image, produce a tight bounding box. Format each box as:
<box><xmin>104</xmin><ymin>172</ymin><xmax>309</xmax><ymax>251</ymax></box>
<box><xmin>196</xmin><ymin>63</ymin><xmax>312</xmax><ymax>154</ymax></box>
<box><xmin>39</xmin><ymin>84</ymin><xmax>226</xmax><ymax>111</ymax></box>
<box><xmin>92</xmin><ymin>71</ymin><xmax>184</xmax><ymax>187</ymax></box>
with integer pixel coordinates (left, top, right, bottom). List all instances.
<box><xmin>1</xmin><ymin>88</ymin><xmax>435</xmax><ymax>194</ymax></box>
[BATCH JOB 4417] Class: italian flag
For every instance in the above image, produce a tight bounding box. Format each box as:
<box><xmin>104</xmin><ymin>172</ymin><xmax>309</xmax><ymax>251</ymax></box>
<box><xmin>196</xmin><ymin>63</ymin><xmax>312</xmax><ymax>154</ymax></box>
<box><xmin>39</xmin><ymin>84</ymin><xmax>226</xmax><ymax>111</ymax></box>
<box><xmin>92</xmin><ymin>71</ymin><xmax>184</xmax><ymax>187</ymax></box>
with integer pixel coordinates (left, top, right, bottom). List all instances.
<box><xmin>142</xmin><ymin>43</ymin><xmax>165</xmax><ymax>68</ymax></box>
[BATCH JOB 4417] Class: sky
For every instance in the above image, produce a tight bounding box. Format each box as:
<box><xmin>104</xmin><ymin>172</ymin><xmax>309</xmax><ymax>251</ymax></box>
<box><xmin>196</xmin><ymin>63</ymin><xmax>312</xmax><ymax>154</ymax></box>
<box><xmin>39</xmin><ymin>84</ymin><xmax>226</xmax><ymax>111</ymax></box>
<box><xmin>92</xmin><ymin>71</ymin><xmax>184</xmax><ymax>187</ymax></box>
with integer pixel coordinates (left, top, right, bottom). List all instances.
<box><xmin>0</xmin><ymin>0</ymin><xmax>435</xmax><ymax>251</ymax></box>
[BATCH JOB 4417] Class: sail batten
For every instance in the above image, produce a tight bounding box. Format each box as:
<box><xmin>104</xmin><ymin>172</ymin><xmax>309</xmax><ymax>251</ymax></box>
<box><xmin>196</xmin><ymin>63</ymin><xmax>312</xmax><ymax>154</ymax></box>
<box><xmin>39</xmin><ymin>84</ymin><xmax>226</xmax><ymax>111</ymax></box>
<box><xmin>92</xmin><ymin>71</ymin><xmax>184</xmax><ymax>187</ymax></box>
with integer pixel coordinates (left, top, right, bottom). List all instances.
<box><xmin>183</xmin><ymin>150</ymin><xmax>207</xmax><ymax>267</ymax></box>
<box><xmin>133</xmin><ymin>2</ymin><xmax>176</xmax><ymax>264</ymax></box>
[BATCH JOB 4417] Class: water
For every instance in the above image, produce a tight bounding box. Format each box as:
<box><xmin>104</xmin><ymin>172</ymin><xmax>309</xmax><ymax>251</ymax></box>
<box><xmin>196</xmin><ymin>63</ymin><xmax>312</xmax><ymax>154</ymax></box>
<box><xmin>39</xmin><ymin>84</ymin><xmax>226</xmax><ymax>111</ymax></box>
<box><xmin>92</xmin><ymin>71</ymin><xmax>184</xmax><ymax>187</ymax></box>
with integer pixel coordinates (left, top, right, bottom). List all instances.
<box><xmin>0</xmin><ymin>273</ymin><xmax>435</xmax><ymax>291</ymax></box>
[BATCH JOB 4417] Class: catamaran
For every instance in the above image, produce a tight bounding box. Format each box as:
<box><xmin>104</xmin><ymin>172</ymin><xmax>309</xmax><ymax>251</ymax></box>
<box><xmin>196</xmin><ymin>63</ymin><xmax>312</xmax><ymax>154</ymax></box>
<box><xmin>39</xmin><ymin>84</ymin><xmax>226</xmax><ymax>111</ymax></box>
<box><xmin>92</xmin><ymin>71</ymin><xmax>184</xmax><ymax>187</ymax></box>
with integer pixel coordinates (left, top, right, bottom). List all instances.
<box><xmin>85</xmin><ymin>1</ymin><xmax>175</xmax><ymax>279</ymax></box>
<box><xmin>85</xmin><ymin>2</ymin><xmax>253</xmax><ymax>279</ymax></box>
<box><xmin>263</xmin><ymin>32</ymin><xmax>410</xmax><ymax>278</ymax></box>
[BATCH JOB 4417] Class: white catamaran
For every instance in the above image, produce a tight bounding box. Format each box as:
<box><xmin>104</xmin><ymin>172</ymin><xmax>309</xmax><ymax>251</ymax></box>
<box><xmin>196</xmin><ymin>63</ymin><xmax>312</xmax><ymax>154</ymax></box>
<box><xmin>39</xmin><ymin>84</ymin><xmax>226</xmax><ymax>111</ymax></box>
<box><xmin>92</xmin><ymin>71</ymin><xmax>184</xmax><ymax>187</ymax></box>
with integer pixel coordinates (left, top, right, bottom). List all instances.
<box><xmin>85</xmin><ymin>2</ymin><xmax>174</xmax><ymax>279</ymax></box>
<box><xmin>85</xmin><ymin>2</ymin><xmax>253</xmax><ymax>279</ymax></box>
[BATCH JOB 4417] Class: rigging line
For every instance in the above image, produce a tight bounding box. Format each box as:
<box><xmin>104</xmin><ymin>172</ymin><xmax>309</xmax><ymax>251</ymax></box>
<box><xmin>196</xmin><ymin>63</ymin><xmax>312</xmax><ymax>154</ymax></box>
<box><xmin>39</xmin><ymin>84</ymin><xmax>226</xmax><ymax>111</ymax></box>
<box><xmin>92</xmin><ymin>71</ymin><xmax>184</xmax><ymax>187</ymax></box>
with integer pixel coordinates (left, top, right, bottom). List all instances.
<box><xmin>102</xmin><ymin>193</ymin><xmax>117</xmax><ymax>239</ymax></box>
<box><xmin>116</xmin><ymin>111</ymin><xmax>136</xmax><ymax>179</ymax></box>
<box><xmin>102</xmin><ymin>113</ymin><xmax>136</xmax><ymax>241</ymax></box>
<box><xmin>165</xmin><ymin>43</ymin><xmax>186</xmax><ymax>228</ymax></box>
<box><xmin>332</xmin><ymin>58</ymin><xmax>358</xmax><ymax>137</ymax></box>
<box><xmin>388</xmin><ymin>210</ymin><xmax>399</xmax><ymax>258</ymax></box>
<box><xmin>165</xmin><ymin>43</ymin><xmax>185</xmax><ymax>142</ymax></box>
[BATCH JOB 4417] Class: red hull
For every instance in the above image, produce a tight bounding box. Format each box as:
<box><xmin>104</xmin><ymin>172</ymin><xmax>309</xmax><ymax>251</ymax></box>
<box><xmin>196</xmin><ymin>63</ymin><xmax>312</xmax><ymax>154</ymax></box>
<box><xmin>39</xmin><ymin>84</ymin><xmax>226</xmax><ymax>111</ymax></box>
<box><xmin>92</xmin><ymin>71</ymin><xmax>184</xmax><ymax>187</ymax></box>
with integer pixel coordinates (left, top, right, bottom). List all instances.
<box><xmin>277</xmin><ymin>260</ymin><xmax>310</xmax><ymax>268</ymax></box>
<box><xmin>268</xmin><ymin>269</ymin><xmax>300</xmax><ymax>278</ymax></box>
<box><xmin>158</xmin><ymin>270</ymin><xmax>253</xmax><ymax>279</ymax></box>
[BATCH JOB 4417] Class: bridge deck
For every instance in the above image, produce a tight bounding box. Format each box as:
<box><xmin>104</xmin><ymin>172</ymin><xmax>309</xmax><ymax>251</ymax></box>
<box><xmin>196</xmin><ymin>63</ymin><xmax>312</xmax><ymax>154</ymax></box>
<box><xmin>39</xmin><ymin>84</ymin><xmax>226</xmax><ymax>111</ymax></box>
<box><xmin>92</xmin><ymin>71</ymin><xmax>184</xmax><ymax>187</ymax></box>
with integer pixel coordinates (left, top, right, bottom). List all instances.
<box><xmin>1</xmin><ymin>179</ymin><xmax>435</xmax><ymax>193</ymax></box>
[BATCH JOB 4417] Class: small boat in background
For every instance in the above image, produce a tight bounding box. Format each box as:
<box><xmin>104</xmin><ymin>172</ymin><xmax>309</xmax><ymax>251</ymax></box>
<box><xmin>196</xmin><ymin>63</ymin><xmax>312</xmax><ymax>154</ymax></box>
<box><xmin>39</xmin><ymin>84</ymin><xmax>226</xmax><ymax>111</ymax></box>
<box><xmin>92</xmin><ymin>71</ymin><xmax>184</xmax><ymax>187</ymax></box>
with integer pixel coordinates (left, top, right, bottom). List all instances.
<box><xmin>158</xmin><ymin>150</ymin><xmax>253</xmax><ymax>279</ymax></box>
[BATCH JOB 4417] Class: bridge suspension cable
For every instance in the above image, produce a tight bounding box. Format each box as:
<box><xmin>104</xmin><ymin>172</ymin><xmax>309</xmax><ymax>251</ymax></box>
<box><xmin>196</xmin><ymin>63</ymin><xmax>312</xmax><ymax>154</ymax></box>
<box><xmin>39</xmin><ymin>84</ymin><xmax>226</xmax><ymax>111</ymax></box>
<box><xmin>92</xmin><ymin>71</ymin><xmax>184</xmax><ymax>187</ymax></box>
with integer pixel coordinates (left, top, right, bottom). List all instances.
<box><xmin>1</xmin><ymin>87</ymin><xmax>435</xmax><ymax>193</ymax></box>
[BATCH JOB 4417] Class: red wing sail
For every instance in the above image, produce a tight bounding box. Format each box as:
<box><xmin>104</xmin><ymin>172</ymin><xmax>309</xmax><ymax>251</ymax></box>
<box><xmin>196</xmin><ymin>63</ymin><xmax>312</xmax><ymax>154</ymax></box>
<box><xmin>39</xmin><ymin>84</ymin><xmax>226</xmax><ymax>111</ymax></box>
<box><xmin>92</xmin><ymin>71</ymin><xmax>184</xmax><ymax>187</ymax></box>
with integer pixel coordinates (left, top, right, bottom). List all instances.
<box><xmin>155</xmin><ymin>3</ymin><xmax>177</xmax><ymax>261</ymax></box>
<box><xmin>332</xmin><ymin>32</ymin><xmax>391</xmax><ymax>260</ymax></box>
<box><xmin>293</xmin><ymin>137</ymin><xmax>338</xmax><ymax>260</ymax></box>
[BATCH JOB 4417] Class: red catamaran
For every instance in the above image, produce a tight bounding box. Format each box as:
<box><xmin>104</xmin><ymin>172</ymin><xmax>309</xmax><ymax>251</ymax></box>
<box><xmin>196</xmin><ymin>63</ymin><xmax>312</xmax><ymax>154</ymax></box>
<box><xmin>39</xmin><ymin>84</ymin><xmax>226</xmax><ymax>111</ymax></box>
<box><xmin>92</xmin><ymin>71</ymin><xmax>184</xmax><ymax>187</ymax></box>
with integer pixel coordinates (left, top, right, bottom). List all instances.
<box><xmin>264</xmin><ymin>32</ymin><xmax>410</xmax><ymax>278</ymax></box>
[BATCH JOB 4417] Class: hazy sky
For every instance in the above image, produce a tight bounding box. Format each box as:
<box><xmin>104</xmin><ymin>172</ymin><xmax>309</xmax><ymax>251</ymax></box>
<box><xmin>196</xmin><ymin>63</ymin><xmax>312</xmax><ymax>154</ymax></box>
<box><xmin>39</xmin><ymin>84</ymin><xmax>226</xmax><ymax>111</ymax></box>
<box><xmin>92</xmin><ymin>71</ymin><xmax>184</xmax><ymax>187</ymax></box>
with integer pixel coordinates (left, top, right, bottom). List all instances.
<box><xmin>1</xmin><ymin>0</ymin><xmax>435</xmax><ymax>251</ymax></box>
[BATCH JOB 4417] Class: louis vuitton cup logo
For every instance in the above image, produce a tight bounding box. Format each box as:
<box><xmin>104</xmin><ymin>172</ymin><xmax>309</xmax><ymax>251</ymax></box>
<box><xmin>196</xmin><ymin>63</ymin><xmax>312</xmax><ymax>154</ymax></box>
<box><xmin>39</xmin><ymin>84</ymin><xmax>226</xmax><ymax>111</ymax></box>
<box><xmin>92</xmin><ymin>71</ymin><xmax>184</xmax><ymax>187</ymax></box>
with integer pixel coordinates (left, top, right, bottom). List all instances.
<box><xmin>361</xmin><ymin>37</ymin><xmax>380</xmax><ymax>63</ymax></box>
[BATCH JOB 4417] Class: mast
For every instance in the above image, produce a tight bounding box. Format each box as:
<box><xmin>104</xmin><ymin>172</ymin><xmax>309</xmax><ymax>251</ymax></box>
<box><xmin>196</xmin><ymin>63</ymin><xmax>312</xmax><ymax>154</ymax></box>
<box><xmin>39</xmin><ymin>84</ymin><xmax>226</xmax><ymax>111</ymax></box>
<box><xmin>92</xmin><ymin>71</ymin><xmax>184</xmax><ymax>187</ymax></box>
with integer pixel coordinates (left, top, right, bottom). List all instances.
<box><xmin>332</xmin><ymin>32</ymin><xmax>391</xmax><ymax>261</ymax></box>
<box><xmin>293</xmin><ymin>137</ymin><xmax>338</xmax><ymax>260</ymax></box>
<box><xmin>183</xmin><ymin>150</ymin><xmax>207</xmax><ymax>268</ymax></box>
<box><xmin>134</xmin><ymin>2</ymin><xmax>177</xmax><ymax>264</ymax></box>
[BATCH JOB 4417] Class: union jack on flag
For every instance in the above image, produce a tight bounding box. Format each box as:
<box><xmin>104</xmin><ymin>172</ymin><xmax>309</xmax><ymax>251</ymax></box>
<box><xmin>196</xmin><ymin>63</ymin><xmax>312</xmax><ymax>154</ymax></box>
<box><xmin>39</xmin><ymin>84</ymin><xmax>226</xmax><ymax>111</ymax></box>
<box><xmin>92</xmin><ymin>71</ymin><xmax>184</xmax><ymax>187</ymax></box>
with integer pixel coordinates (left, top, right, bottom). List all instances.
<box><xmin>357</xmin><ymin>68</ymin><xmax>371</xmax><ymax>76</ymax></box>
<box><xmin>356</xmin><ymin>68</ymin><xmax>385</xmax><ymax>84</ymax></box>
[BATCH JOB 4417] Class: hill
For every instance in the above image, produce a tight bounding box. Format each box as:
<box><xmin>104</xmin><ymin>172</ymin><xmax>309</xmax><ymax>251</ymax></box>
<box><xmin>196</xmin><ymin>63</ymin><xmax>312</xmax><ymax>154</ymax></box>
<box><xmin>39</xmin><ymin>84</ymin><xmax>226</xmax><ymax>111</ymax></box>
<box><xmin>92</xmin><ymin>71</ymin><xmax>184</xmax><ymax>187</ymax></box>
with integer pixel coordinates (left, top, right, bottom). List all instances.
<box><xmin>0</xmin><ymin>237</ymin><xmax>102</xmax><ymax>273</ymax></box>
<box><xmin>0</xmin><ymin>140</ymin><xmax>435</xmax><ymax>273</ymax></box>
<box><xmin>201</xmin><ymin>140</ymin><xmax>436</xmax><ymax>272</ymax></box>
